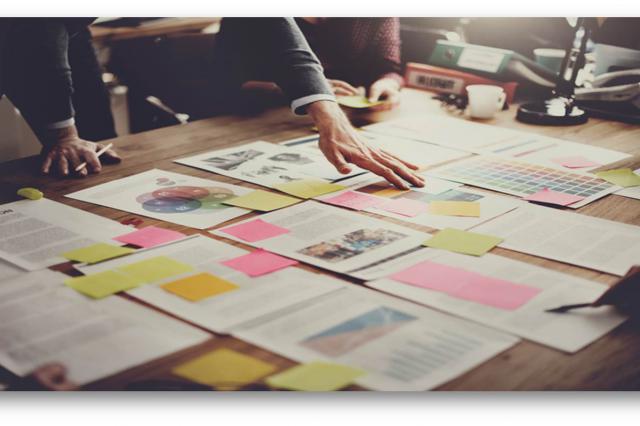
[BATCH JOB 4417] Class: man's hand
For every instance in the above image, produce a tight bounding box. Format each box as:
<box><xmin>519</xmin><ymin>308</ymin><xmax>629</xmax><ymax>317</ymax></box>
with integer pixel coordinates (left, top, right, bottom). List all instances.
<box><xmin>307</xmin><ymin>101</ymin><xmax>425</xmax><ymax>190</ymax></box>
<box><xmin>41</xmin><ymin>125</ymin><xmax>120</xmax><ymax>177</ymax></box>
<box><xmin>328</xmin><ymin>79</ymin><xmax>360</xmax><ymax>97</ymax></box>
<box><xmin>368</xmin><ymin>78</ymin><xmax>401</xmax><ymax>110</ymax></box>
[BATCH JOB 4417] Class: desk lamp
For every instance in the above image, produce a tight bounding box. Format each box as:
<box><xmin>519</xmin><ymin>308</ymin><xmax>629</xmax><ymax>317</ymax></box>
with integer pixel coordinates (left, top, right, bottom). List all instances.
<box><xmin>517</xmin><ymin>18</ymin><xmax>593</xmax><ymax>125</ymax></box>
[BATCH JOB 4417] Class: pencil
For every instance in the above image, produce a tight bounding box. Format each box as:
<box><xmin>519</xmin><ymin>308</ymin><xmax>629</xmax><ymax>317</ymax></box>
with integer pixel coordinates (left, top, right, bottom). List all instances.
<box><xmin>75</xmin><ymin>143</ymin><xmax>113</xmax><ymax>172</ymax></box>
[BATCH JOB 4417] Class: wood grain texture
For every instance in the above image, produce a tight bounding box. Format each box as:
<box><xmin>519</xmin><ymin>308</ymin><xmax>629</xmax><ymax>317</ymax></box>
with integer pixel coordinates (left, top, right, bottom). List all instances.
<box><xmin>1</xmin><ymin>88</ymin><xmax>639</xmax><ymax>391</ymax></box>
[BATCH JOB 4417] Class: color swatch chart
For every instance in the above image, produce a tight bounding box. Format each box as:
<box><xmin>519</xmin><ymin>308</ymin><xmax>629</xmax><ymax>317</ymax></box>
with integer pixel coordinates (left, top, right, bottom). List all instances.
<box><xmin>428</xmin><ymin>156</ymin><xmax>618</xmax><ymax>208</ymax></box>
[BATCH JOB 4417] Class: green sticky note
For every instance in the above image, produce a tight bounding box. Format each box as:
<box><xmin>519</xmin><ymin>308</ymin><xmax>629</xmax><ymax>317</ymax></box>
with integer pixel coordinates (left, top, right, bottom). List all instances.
<box><xmin>222</xmin><ymin>190</ymin><xmax>301</xmax><ymax>212</ymax></box>
<box><xmin>117</xmin><ymin>256</ymin><xmax>194</xmax><ymax>283</ymax></box>
<box><xmin>266</xmin><ymin>362</ymin><xmax>365</xmax><ymax>391</ymax></box>
<box><xmin>65</xmin><ymin>270</ymin><xmax>143</xmax><ymax>299</ymax></box>
<box><xmin>595</xmin><ymin>168</ymin><xmax>640</xmax><ymax>187</ymax></box>
<box><xmin>62</xmin><ymin>243</ymin><xmax>135</xmax><ymax>264</ymax></box>
<box><xmin>173</xmin><ymin>348</ymin><xmax>276</xmax><ymax>390</ymax></box>
<box><xmin>337</xmin><ymin>96</ymin><xmax>385</xmax><ymax>109</ymax></box>
<box><xmin>423</xmin><ymin>228</ymin><xmax>503</xmax><ymax>256</ymax></box>
<box><xmin>273</xmin><ymin>179</ymin><xmax>345</xmax><ymax>199</ymax></box>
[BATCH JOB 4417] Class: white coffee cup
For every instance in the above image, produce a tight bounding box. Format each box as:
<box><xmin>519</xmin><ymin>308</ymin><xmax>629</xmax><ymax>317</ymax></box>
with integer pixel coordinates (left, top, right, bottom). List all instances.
<box><xmin>466</xmin><ymin>85</ymin><xmax>506</xmax><ymax>119</ymax></box>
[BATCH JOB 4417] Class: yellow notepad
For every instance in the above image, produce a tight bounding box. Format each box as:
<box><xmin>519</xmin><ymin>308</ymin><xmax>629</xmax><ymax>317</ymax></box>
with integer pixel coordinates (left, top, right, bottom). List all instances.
<box><xmin>65</xmin><ymin>270</ymin><xmax>143</xmax><ymax>299</ymax></box>
<box><xmin>337</xmin><ymin>96</ymin><xmax>385</xmax><ymax>109</ymax></box>
<box><xmin>266</xmin><ymin>362</ymin><xmax>365</xmax><ymax>391</ymax></box>
<box><xmin>172</xmin><ymin>348</ymin><xmax>276</xmax><ymax>390</ymax></box>
<box><xmin>223</xmin><ymin>190</ymin><xmax>301</xmax><ymax>211</ymax></box>
<box><xmin>429</xmin><ymin>201</ymin><xmax>481</xmax><ymax>217</ymax></box>
<box><xmin>62</xmin><ymin>243</ymin><xmax>135</xmax><ymax>264</ymax></box>
<box><xmin>117</xmin><ymin>256</ymin><xmax>194</xmax><ymax>283</ymax></box>
<box><xmin>273</xmin><ymin>179</ymin><xmax>345</xmax><ymax>199</ymax></box>
<box><xmin>162</xmin><ymin>273</ymin><xmax>238</xmax><ymax>302</ymax></box>
<box><xmin>424</xmin><ymin>228</ymin><xmax>503</xmax><ymax>256</ymax></box>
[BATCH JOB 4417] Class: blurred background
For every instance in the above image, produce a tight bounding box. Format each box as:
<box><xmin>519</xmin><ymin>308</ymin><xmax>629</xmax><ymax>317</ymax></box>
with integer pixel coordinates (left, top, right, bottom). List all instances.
<box><xmin>2</xmin><ymin>17</ymin><xmax>638</xmax><ymax>161</ymax></box>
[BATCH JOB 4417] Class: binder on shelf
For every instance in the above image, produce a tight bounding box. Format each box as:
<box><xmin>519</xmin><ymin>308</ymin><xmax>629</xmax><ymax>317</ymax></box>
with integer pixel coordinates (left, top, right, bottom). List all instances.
<box><xmin>404</xmin><ymin>62</ymin><xmax>518</xmax><ymax>103</ymax></box>
<box><xmin>428</xmin><ymin>40</ymin><xmax>557</xmax><ymax>88</ymax></box>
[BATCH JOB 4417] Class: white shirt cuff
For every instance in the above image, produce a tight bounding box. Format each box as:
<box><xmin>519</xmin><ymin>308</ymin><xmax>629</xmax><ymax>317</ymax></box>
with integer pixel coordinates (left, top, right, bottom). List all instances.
<box><xmin>46</xmin><ymin>118</ymin><xmax>75</xmax><ymax>130</ymax></box>
<box><xmin>291</xmin><ymin>94</ymin><xmax>336</xmax><ymax>115</ymax></box>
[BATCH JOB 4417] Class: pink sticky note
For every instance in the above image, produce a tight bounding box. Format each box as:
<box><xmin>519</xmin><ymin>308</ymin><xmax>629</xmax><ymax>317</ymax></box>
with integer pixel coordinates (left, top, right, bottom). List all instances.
<box><xmin>390</xmin><ymin>260</ymin><xmax>541</xmax><ymax>310</ymax></box>
<box><xmin>552</xmin><ymin>156</ymin><xmax>600</xmax><ymax>169</ymax></box>
<box><xmin>323</xmin><ymin>191</ymin><xmax>386</xmax><ymax>210</ymax></box>
<box><xmin>222</xmin><ymin>249</ymin><xmax>298</xmax><ymax>277</ymax></box>
<box><xmin>219</xmin><ymin>219</ymin><xmax>290</xmax><ymax>243</ymax></box>
<box><xmin>523</xmin><ymin>188</ymin><xmax>584</xmax><ymax>206</ymax></box>
<box><xmin>379</xmin><ymin>198</ymin><xmax>428</xmax><ymax>217</ymax></box>
<box><xmin>113</xmin><ymin>226</ymin><xmax>186</xmax><ymax>248</ymax></box>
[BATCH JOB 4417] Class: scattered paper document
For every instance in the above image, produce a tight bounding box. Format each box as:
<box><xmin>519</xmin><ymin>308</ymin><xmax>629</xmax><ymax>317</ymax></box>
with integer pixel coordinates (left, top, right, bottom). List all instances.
<box><xmin>523</xmin><ymin>188</ymin><xmax>584</xmax><ymax>206</ymax></box>
<box><xmin>221</xmin><ymin>250</ymin><xmax>298</xmax><ymax>277</ymax></box>
<box><xmin>0</xmin><ymin>198</ymin><xmax>132</xmax><ymax>271</ymax></box>
<box><xmin>114</xmin><ymin>226</ymin><xmax>186</xmax><ymax>248</ymax></box>
<box><xmin>162</xmin><ymin>272</ymin><xmax>238</xmax><ymax>302</ymax></box>
<box><xmin>62</xmin><ymin>243</ymin><xmax>135</xmax><ymax>264</ymax></box>
<box><xmin>234</xmin><ymin>285</ymin><xmax>518</xmax><ymax>390</ymax></box>
<box><xmin>211</xmin><ymin>201</ymin><xmax>426</xmax><ymax>275</ymax></box>
<box><xmin>366</xmin><ymin>248</ymin><xmax>628</xmax><ymax>352</ymax></box>
<box><xmin>390</xmin><ymin>260</ymin><xmax>541</xmax><ymax>310</ymax></box>
<box><xmin>423</xmin><ymin>228</ymin><xmax>502</xmax><ymax>256</ymax></box>
<box><xmin>172</xmin><ymin>348</ymin><xmax>276</xmax><ymax>390</ymax></box>
<box><xmin>266</xmin><ymin>362</ymin><xmax>365</xmax><ymax>391</ymax></box>
<box><xmin>0</xmin><ymin>270</ymin><xmax>209</xmax><ymax>385</ymax></box>
<box><xmin>273</xmin><ymin>179</ymin><xmax>345</xmax><ymax>199</ymax></box>
<box><xmin>595</xmin><ymin>168</ymin><xmax>640</xmax><ymax>187</ymax></box>
<box><xmin>615</xmin><ymin>169</ymin><xmax>640</xmax><ymax>200</ymax></box>
<box><xmin>429</xmin><ymin>200</ymin><xmax>481</xmax><ymax>217</ymax></box>
<box><xmin>175</xmin><ymin>140</ymin><xmax>362</xmax><ymax>185</ymax></box>
<box><xmin>76</xmin><ymin>236</ymin><xmax>344</xmax><ymax>334</ymax></box>
<box><xmin>222</xmin><ymin>190</ymin><xmax>301</xmax><ymax>211</ymax></box>
<box><xmin>65</xmin><ymin>270</ymin><xmax>143</xmax><ymax>299</ymax></box>
<box><xmin>66</xmin><ymin>169</ymin><xmax>253</xmax><ymax>230</ymax></box>
<box><xmin>219</xmin><ymin>218</ymin><xmax>290</xmax><ymax>243</ymax></box>
<box><xmin>472</xmin><ymin>204</ymin><xmax>640</xmax><ymax>276</ymax></box>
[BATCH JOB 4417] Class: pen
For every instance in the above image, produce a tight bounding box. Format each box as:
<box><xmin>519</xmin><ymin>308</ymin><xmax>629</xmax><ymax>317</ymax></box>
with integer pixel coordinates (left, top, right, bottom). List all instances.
<box><xmin>545</xmin><ymin>302</ymin><xmax>594</xmax><ymax>313</ymax></box>
<box><xmin>74</xmin><ymin>143</ymin><xmax>113</xmax><ymax>172</ymax></box>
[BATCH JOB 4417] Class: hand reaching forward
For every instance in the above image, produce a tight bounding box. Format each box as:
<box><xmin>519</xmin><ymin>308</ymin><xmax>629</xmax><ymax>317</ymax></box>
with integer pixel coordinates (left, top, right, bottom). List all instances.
<box><xmin>307</xmin><ymin>101</ymin><xmax>425</xmax><ymax>190</ymax></box>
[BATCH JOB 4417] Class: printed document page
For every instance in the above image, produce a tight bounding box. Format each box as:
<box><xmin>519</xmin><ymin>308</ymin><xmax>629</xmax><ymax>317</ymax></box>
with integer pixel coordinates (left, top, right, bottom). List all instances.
<box><xmin>66</xmin><ymin>169</ymin><xmax>252</xmax><ymax>230</ymax></box>
<box><xmin>365</xmin><ymin>249</ymin><xmax>627</xmax><ymax>352</ymax></box>
<box><xmin>78</xmin><ymin>236</ymin><xmax>344</xmax><ymax>333</ymax></box>
<box><xmin>0</xmin><ymin>270</ymin><xmax>209</xmax><ymax>384</ymax></box>
<box><xmin>175</xmin><ymin>141</ymin><xmax>362</xmax><ymax>186</ymax></box>
<box><xmin>0</xmin><ymin>198</ymin><xmax>131</xmax><ymax>270</ymax></box>
<box><xmin>234</xmin><ymin>285</ymin><xmax>518</xmax><ymax>391</ymax></box>
<box><xmin>471</xmin><ymin>204</ymin><xmax>640</xmax><ymax>276</ymax></box>
<box><xmin>211</xmin><ymin>201</ymin><xmax>427</xmax><ymax>275</ymax></box>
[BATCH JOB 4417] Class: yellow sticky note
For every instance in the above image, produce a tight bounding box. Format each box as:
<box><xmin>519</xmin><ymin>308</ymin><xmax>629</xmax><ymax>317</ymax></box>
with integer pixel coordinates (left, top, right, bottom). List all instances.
<box><xmin>62</xmin><ymin>243</ymin><xmax>135</xmax><ymax>264</ymax></box>
<box><xmin>162</xmin><ymin>273</ymin><xmax>238</xmax><ymax>302</ymax></box>
<box><xmin>273</xmin><ymin>179</ymin><xmax>345</xmax><ymax>199</ymax></box>
<box><xmin>65</xmin><ymin>270</ymin><xmax>143</xmax><ymax>299</ymax></box>
<box><xmin>17</xmin><ymin>187</ymin><xmax>43</xmax><ymax>200</ymax></box>
<box><xmin>595</xmin><ymin>168</ymin><xmax>640</xmax><ymax>187</ymax></box>
<box><xmin>117</xmin><ymin>256</ymin><xmax>194</xmax><ymax>283</ymax></box>
<box><xmin>266</xmin><ymin>362</ymin><xmax>365</xmax><ymax>391</ymax></box>
<box><xmin>173</xmin><ymin>348</ymin><xmax>276</xmax><ymax>390</ymax></box>
<box><xmin>337</xmin><ymin>96</ymin><xmax>385</xmax><ymax>109</ymax></box>
<box><xmin>429</xmin><ymin>201</ymin><xmax>481</xmax><ymax>217</ymax></box>
<box><xmin>223</xmin><ymin>190</ymin><xmax>301</xmax><ymax>212</ymax></box>
<box><xmin>423</xmin><ymin>228</ymin><xmax>503</xmax><ymax>256</ymax></box>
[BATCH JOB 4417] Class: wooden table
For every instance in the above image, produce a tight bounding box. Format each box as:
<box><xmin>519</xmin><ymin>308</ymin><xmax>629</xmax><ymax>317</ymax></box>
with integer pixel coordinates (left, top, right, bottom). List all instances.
<box><xmin>2</xmin><ymin>88</ymin><xmax>640</xmax><ymax>391</ymax></box>
<box><xmin>90</xmin><ymin>18</ymin><xmax>220</xmax><ymax>43</ymax></box>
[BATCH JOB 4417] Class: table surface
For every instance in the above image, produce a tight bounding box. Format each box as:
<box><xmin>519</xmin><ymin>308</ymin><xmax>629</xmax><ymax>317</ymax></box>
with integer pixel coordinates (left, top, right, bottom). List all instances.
<box><xmin>90</xmin><ymin>18</ymin><xmax>220</xmax><ymax>43</ymax></box>
<box><xmin>2</xmin><ymin>88</ymin><xmax>640</xmax><ymax>391</ymax></box>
